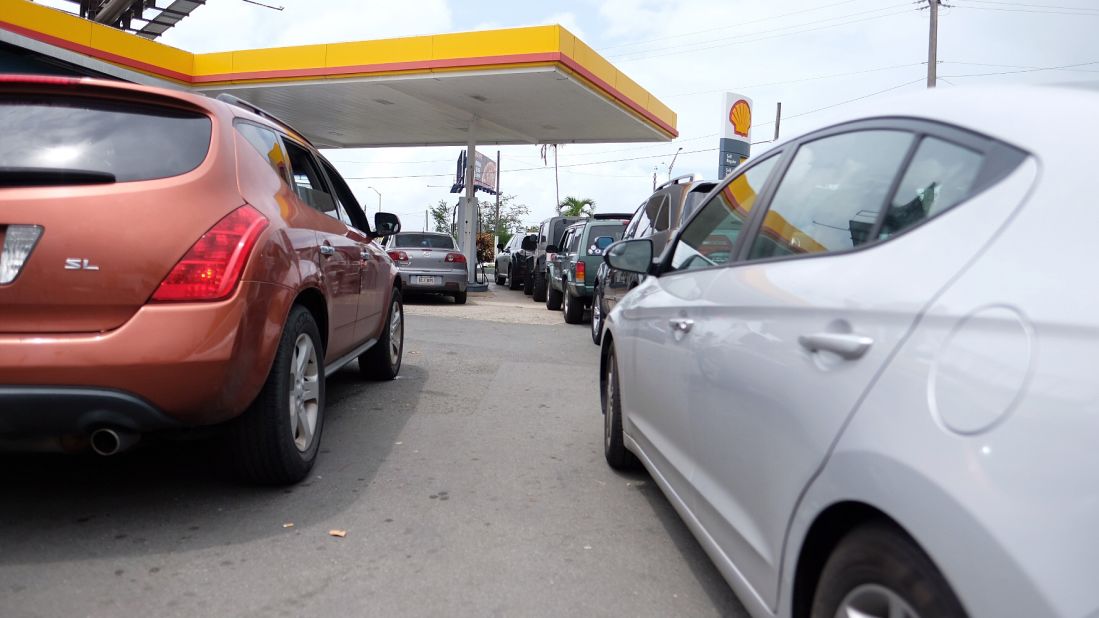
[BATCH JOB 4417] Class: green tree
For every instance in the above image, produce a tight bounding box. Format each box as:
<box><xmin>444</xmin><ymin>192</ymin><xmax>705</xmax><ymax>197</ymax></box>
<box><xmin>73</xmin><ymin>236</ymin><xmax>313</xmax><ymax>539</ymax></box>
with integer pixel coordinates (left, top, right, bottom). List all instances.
<box><xmin>427</xmin><ymin>195</ymin><xmax>531</xmax><ymax>247</ymax></box>
<box><xmin>558</xmin><ymin>196</ymin><xmax>595</xmax><ymax>217</ymax></box>
<box><xmin>429</xmin><ymin>199</ymin><xmax>454</xmax><ymax>236</ymax></box>
<box><xmin>481</xmin><ymin>194</ymin><xmax>531</xmax><ymax>239</ymax></box>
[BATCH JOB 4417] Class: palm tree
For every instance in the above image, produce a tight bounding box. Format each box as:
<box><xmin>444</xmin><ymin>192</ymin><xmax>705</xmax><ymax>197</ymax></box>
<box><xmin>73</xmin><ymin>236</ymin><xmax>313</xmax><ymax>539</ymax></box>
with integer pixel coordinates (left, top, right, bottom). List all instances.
<box><xmin>558</xmin><ymin>196</ymin><xmax>596</xmax><ymax>217</ymax></box>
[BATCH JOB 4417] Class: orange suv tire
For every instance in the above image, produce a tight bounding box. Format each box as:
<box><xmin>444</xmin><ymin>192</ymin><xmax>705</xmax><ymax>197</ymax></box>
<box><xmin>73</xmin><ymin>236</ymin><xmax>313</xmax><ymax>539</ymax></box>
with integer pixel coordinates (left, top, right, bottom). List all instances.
<box><xmin>359</xmin><ymin>288</ymin><xmax>404</xmax><ymax>381</ymax></box>
<box><xmin>229</xmin><ymin>305</ymin><xmax>325</xmax><ymax>485</ymax></box>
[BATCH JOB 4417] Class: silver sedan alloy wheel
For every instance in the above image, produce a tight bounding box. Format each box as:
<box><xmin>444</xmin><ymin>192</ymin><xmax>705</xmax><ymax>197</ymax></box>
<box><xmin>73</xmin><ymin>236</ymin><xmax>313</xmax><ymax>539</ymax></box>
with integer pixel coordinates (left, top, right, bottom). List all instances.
<box><xmin>835</xmin><ymin>583</ymin><xmax>920</xmax><ymax>618</ymax></box>
<box><xmin>604</xmin><ymin>357</ymin><xmax>616</xmax><ymax>451</ymax></box>
<box><xmin>289</xmin><ymin>332</ymin><xmax>320</xmax><ymax>452</ymax></box>
<box><xmin>591</xmin><ymin>291</ymin><xmax>602</xmax><ymax>339</ymax></box>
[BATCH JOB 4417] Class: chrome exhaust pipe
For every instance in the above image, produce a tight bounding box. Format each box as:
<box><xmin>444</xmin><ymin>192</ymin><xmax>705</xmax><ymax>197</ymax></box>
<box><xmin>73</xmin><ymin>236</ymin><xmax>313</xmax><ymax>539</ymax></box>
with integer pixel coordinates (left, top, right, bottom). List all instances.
<box><xmin>89</xmin><ymin>427</ymin><xmax>139</xmax><ymax>456</ymax></box>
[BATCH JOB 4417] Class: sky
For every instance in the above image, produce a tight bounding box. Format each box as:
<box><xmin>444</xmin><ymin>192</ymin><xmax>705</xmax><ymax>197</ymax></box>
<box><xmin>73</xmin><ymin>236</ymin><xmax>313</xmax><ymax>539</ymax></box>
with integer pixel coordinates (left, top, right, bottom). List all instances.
<box><xmin>39</xmin><ymin>0</ymin><xmax>1099</xmax><ymax>230</ymax></box>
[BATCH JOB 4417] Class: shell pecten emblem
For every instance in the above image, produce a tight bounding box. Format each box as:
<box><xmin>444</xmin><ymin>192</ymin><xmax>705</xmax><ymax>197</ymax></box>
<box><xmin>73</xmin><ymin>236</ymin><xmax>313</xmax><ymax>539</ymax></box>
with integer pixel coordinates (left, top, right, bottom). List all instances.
<box><xmin>729</xmin><ymin>99</ymin><xmax>751</xmax><ymax>138</ymax></box>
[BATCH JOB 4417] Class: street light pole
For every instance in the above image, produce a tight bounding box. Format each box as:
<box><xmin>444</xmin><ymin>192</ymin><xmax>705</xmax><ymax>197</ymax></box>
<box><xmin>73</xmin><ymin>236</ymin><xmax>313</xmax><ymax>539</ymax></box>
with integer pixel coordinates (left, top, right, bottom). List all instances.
<box><xmin>366</xmin><ymin>186</ymin><xmax>382</xmax><ymax>212</ymax></box>
<box><xmin>667</xmin><ymin>147</ymin><xmax>684</xmax><ymax>180</ymax></box>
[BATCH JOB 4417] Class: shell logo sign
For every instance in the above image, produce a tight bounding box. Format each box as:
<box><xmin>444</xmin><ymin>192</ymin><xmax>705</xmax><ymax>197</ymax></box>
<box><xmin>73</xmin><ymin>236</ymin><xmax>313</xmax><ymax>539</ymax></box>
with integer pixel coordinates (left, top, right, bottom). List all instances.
<box><xmin>719</xmin><ymin>92</ymin><xmax>752</xmax><ymax>178</ymax></box>
<box><xmin>729</xmin><ymin>99</ymin><xmax>751</xmax><ymax>138</ymax></box>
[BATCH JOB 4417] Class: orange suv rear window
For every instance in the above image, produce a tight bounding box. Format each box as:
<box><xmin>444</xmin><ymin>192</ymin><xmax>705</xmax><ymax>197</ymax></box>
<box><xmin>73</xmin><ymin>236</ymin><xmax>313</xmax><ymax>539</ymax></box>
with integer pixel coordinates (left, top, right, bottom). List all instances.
<box><xmin>0</xmin><ymin>96</ymin><xmax>211</xmax><ymax>186</ymax></box>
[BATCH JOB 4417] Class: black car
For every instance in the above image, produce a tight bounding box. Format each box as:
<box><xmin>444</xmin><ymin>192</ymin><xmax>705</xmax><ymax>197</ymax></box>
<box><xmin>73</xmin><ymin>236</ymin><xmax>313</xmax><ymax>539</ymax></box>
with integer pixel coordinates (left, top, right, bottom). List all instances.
<box><xmin>591</xmin><ymin>175</ymin><xmax>716</xmax><ymax>344</ymax></box>
<box><xmin>524</xmin><ymin>215</ymin><xmax>580</xmax><ymax>299</ymax></box>
<box><xmin>496</xmin><ymin>232</ymin><xmax>537</xmax><ymax>290</ymax></box>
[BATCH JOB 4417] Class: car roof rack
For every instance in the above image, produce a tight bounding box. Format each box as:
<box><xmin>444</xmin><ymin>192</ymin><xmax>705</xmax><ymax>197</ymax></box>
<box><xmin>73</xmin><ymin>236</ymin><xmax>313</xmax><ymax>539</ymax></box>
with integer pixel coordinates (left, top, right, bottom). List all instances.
<box><xmin>215</xmin><ymin>93</ymin><xmax>312</xmax><ymax>146</ymax></box>
<box><xmin>591</xmin><ymin>212</ymin><xmax>635</xmax><ymax>220</ymax></box>
<box><xmin>655</xmin><ymin>173</ymin><xmax>699</xmax><ymax>191</ymax></box>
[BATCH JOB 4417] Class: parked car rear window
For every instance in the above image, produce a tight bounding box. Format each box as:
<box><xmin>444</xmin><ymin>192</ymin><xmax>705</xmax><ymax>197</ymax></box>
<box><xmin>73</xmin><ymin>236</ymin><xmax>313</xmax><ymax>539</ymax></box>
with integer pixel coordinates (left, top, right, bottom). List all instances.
<box><xmin>393</xmin><ymin>234</ymin><xmax>456</xmax><ymax>249</ymax></box>
<box><xmin>672</xmin><ymin>156</ymin><xmax>780</xmax><ymax>271</ymax></box>
<box><xmin>680</xmin><ymin>189</ymin><xmax>710</xmax><ymax>224</ymax></box>
<box><xmin>0</xmin><ymin>96</ymin><xmax>211</xmax><ymax>183</ymax></box>
<box><xmin>586</xmin><ymin>224</ymin><xmax>625</xmax><ymax>244</ymax></box>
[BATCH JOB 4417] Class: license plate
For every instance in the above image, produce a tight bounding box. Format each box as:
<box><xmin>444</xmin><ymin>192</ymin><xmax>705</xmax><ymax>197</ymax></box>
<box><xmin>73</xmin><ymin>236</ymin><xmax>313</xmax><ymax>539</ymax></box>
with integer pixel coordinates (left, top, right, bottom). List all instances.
<box><xmin>414</xmin><ymin>276</ymin><xmax>437</xmax><ymax>285</ymax></box>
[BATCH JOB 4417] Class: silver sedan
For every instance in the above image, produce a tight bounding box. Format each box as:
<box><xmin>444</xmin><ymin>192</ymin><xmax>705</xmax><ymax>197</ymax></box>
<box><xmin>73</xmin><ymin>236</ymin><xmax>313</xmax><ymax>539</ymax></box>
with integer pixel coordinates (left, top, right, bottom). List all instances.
<box><xmin>384</xmin><ymin>232</ymin><xmax>468</xmax><ymax>304</ymax></box>
<box><xmin>598</xmin><ymin>85</ymin><xmax>1099</xmax><ymax>618</ymax></box>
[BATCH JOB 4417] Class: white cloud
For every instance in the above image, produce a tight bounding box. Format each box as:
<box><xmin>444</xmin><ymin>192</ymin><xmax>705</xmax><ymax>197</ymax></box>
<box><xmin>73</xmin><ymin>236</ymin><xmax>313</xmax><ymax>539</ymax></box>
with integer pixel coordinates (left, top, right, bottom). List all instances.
<box><xmin>541</xmin><ymin>12</ymin><xmax>587</xmax><ymax>40</ymax></box>
<box><xmin>159</xmin><ymin>0</ymin><xmax>452</xmax><ymax>52</ymax></box>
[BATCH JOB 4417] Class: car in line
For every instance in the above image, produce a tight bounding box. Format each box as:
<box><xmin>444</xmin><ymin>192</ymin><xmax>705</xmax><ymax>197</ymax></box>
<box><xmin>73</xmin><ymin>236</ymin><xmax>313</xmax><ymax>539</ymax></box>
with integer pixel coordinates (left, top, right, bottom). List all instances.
<box><xmin>384</xmin><ymin>231</ymin><xmax>468</xmax><ymax>304</ymax></box>
<box><xmin>591</xmin><ymin>176</ymin><xmax>716</xmax><ymax>344</ymax></box>
<box><xmin>524</xmin><ymin>214</ymin><xmax>580</xmax><ymax>299</ymax></box>
<box><xmin>598</xmin><ymin>85</ymin><xmax>1099</xmax><ymax>618</ymax></box>
<box><xmin>0</xmin><ymin>75</ymin><xmax>404</xmax><ymax>485</ymax></box>
<box><xmin>493</xmin><ymin>232</ymin><xmax>524</xmax><ymax>287</ymax></box>
<box><xmin>502</xmin><ymin>232</ymin><xmax>537</xmax><ymax>291</ymax></box>
<box><xmin>545</xmin><ymin>217</ymin><xmax>628</xmax><ymax>324</ymax></box>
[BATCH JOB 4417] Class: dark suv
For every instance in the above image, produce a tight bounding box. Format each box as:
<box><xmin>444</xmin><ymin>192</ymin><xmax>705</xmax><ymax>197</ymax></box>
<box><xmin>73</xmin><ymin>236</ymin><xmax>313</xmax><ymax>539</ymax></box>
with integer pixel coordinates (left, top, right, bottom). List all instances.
<box><xmin>591</xmin><ymin>175</ymin><xmax>716</xmax><ymax>344</ymax></box>
<box><xmin>505</xmin><ymin>232</ymin><xmax>538</xmax><ymax>291</ymax></box>
<box><xmin>524</xmin><ymin>215</ymin><xmax>580</xmax><ymax>300</ymax></box>
<box><xmin>546</xmin><ymin>217</ymin><xmax>629</xmax><ymax>323</ymax></box>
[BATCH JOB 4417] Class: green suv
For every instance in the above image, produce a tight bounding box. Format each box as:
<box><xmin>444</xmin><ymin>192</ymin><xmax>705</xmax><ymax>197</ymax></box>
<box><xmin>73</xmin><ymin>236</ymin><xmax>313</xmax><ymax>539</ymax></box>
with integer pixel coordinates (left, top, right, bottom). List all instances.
<box><xmin>545</xmin><ymin>215</ymin><xmax>630</xmax><ymax>323</ymax></box>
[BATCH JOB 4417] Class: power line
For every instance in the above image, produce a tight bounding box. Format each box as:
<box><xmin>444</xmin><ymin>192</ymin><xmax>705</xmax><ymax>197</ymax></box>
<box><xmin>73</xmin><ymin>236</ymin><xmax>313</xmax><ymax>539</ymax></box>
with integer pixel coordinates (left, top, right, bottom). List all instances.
<box><xmin>607</xmin><ymin>2</ymin><xmax>912</xmax><ymax>60</ymax></box>
<box><xmin>595</xmin><ymin>0</ymin><xmax>866</xmax><ymax>52</ymax></box>
<box><xmin>552</xmin><ymin>134</ymin><xmax>719</xmax><ymax>161</ymax></box>
<box><xmin>941</xmin><ymin>60</ymin><xmax>1099</xmax><ymax>73</ymax></box>
<box><xmin>939</xmin><ymin>58</ymin><xmax>1099</xmax><ymax>77</ymax></box>
<box><xmin>952</xmin><ymin>3</ymin><xmax>1099</xmax><ymax>15</ymax></box>
<box><xmin>957</xmin><ymin>0</ymin><xmax>1099</xmax><ymax>10</ymax></box>
<box><xmin>345</xmin><ymin>148</ymin><xmax>718</xmax><ymax>180</ymax></box>
<box><xmin>328</xmin><ymin>156</ymin><xmax>455</xmax><ymax>166</ymax></box>
<box><xmin>609</xmin><ymin>5</ymin><xmax>916</xmax><ymax>63</ymax></box>
<box><xmin>755</xmin><ymin>77</ymin><xmax>928</xmax><ymax>127</ymax></box>
<box><xmin>662</xmin><ymin>62</ymin><xmax>927</xmax><ymax>99</ymax></box>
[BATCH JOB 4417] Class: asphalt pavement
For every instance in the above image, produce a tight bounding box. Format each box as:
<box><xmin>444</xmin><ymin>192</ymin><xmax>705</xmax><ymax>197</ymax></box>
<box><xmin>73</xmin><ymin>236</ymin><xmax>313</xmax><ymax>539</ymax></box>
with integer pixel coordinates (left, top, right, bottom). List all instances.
<box><xmin>0</xmin><ymin>284</ymin><xmax>747</xmax><ymax>617</ymax></box>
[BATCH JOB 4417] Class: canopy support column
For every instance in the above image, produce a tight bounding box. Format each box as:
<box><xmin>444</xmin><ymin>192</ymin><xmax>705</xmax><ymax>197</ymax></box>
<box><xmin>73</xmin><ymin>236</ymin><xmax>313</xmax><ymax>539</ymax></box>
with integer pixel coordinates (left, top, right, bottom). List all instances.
<box><xmin>457</xmin><ymin>117</ymin><xmax>486</xmax><ymax>289</ymax></box>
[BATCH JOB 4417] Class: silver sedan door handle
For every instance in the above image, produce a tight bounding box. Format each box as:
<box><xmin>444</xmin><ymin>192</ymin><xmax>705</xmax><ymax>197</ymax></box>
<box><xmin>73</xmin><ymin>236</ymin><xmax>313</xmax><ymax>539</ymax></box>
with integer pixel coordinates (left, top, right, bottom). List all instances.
<box><xmin>319</xmin><ymin>244</ymin><xmax>335</xmax><ymax>256</ymax></box>
<box><xmin>798</xmin><ymin>332</ymin><xmax>874</xmax><ymax>360</ymax></box>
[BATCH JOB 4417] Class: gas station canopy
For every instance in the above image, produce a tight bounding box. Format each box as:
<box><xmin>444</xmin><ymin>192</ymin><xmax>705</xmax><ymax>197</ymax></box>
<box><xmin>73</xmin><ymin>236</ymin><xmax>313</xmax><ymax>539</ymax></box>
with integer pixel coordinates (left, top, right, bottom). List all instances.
<box><xmin>0</xmin><ymin>1</ymin><xmax>678</xmax><ymax>148</ymax></box>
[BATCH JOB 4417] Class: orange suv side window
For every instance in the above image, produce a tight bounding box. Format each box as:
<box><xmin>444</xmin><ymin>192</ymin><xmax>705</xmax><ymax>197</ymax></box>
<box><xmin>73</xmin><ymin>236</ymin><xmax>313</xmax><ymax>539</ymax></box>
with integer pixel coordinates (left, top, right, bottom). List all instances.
<box><xmin>234</xmin><ymin>121</ymin><xmax>290</xmax><ymax>184</ymax></box>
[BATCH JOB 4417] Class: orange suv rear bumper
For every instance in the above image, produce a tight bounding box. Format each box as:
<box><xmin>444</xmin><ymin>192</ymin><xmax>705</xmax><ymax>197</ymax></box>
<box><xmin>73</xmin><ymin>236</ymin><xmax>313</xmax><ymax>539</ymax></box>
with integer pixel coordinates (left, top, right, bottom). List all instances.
<box><xmin>0</xmin><ymin>281</ymin><xmax>293</xmax><ymax>432</ymax></box>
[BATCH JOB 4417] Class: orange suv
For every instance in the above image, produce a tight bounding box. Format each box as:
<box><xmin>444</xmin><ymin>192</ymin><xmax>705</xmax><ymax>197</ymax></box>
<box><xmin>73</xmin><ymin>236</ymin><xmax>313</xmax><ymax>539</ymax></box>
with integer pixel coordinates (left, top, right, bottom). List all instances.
<box><xmin>0</xmin><ymin>75</ymin><xmax>405</xmax><ymax>484</ymax></box>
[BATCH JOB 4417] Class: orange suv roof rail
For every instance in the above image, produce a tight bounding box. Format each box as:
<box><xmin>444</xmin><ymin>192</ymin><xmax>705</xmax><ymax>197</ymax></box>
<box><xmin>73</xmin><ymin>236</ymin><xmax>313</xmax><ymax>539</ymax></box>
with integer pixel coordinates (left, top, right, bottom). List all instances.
<box><xmin>215</xmin><ymin>92</ymin><xmax>314</xmax><ymax>148</ymax></box>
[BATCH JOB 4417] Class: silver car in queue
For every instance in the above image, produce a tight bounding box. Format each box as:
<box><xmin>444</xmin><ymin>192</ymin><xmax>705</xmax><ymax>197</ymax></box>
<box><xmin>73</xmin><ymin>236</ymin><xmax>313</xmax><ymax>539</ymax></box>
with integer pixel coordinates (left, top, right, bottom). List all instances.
<box><xmin>384</xmin><ymin>232</ymin><xmax>468</xmax><ymax>304</ymax></box>
<box><xmin>599</xmin><ymin>85</ymin><xmax>1099</xmax><ymax>618</ymax></box>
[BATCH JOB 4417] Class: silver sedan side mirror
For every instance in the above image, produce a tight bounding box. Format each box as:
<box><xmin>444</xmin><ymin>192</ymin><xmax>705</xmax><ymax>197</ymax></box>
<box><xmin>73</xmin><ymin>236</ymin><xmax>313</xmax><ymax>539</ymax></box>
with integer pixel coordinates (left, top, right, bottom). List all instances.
<box><xmin>604</xmin><ymin>238</ymin><xmax>653</xmax><ymax>274</ymax></box>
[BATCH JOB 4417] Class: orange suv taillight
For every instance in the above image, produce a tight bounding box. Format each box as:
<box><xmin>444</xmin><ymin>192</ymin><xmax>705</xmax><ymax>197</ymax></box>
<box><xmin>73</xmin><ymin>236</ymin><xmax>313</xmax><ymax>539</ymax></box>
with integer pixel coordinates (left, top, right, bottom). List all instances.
<box><xmin>151</xmin><ymin>205</ymin><xmax>268</xmax><ymax>302</ymax></box>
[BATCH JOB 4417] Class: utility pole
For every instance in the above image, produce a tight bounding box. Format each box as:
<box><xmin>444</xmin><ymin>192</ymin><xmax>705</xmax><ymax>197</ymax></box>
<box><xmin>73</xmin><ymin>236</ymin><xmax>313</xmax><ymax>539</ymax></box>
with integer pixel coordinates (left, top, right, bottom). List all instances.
<box><xmin>494</xmin><ymin>150</ymin><xmax>501</xmax><ymax>249</ymax></box>
<box><xmin>927</xmin><ymin>0</ymin><xmax>939</xmax><ymax>88</ymax></box>
<box><xmin>553</xmin><ymin>145</ymin><xmax>560</xmax><ymax>212</ymax></box>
